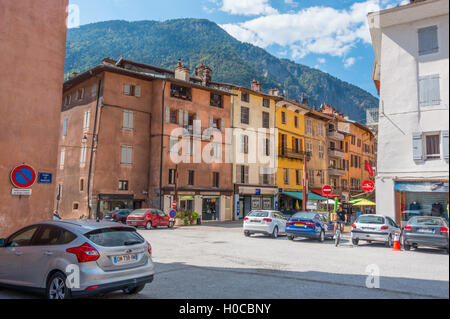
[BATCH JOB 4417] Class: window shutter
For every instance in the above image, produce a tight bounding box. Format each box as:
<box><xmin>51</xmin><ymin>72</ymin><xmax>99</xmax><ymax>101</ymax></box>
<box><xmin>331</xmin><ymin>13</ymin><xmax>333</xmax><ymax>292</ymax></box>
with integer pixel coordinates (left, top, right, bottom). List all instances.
<box><xmin>184</xmin><ymin>110</ymin><xmax>189</xmax><ymax>127</ymax></box>
<box><xmin>165</xmin><ymin>107</ymin><xmax>170</xmax><ymax>123</ymax></box>
<box><xmin>221</xmin><ymin>118</ymin><xmax>225</xmax><ymax>132</ymax></box>
<box><xmin>430</xmin><ymin>76</ymin><xmax>440</xmax><ymax>105</ymax></box>
<box><xmin>124</xmin><ymin>83</ymin><xmax>130</xmax><ymax>95</ymax></box>
<box><xmin>442</xmin><ymin>130</ymin><xmax>449</xmax><ymax>160</ymax></box>
<box><xmin>60</xmin><ymin>149</ymin><xmax>65</xmax><ymax>169</ymax></box>
<box><xmin>129</xmin><ymin>111</ymin><xmax>133</xmax><ymax>129</ymax></box>
<box><xmin>135</xmin><ymin>85</ymin><xmax>141</xmax><ymax>97</ymax></box>
<box><xmin>244</xmin><ymin>166</ymin><xmax>249</xmax><ymax>184</ymax></box>
<box><xmin>63</xmin><ymin>118</ymin><xmax>68</xmax><ymax>136</ymax></box>
<box><xmin>121</xmin><ymin>146</ymin><xmax>127</xmax><ymax>164</ymax></box>
<box><xmin>209</xmin><ymin>116</ymin><xmax>213</xmax><ymax>128</ymax></box>
<box><xmin>418</xmin><ymin>26</ymin><xmax>438</xmax><ymax>55</ymax></box>
<box><xmin>177</xmin><ymin>109</ymin><xmax>183</xmax><ymax>125</ymax></box>
<box><xmin>80</xmin><ymin>88</ymin><xmax>85</xmax><ymax>99</ymax></box>
<box><xmin>412</xmin><ymin>132</ymin><xmax>424</xmax><ymax>161</ymax></box>
<box><xmin>236</xmin><ymin>166</ymin><xmax>242</xmax><ymax>184</ymax></box>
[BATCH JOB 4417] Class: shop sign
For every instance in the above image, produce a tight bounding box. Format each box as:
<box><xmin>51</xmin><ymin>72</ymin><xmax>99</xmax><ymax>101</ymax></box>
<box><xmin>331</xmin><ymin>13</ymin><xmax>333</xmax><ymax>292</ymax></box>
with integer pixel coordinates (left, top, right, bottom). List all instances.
<box><xmin>38</xmin><ymin>172</ymin><xmax>53</xmax><ymax>184</ymax></box>
<box><xmin>251</xmin><ymin>197</ymin><xmax>261</xmax><ymax>210</ymax></box>
<box><xmin>255</xmin><ymin>189</ymin><xmax>261</xmax><ymax>195</ymax></box>
<box><xmin>262</xmin><ymin>197</ymin><xmax>272</xmax><ymax>210</ymax></box>
<box><xmin>394</xmin><ymin>181</ymin><xmax>449</xmax><ymax>193</ymax></box>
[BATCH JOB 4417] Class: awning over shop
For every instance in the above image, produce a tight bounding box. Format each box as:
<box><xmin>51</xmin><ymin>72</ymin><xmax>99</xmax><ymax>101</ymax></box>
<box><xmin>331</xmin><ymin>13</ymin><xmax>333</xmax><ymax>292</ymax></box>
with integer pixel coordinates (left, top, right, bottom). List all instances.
<box><xmin>180</xmin><ymin>196</ymin><xmax>194</xmax><ymax>200</ymax></box>
<box><xmin>311</xmin><ymin>189</ymin><xmax>340</xmax><ymax>198</ymax></box>
<box><xmin>283</xmin><ymin>192</ymin><xmax>327</xmax><ymax>201</ymax></box>
<box><xmin>352</xmin><ymin>199</ymin><xmax>376</xmax><ymax>206</ymax></box>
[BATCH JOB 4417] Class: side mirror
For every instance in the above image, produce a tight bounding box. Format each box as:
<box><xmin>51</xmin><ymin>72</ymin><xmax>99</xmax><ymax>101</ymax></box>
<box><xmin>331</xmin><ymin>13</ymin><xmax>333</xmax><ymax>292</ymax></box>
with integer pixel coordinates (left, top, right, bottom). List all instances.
<box><xmin>0</xmin><ymin>238</ymin><xmax>6</xmax><ymax>247</ymax></box>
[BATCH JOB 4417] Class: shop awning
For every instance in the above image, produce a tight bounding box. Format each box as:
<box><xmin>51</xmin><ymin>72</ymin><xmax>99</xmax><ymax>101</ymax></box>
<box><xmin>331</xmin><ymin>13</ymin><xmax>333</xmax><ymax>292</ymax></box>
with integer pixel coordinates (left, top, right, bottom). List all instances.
<box><xmin>352</xmin><ymin>199</ymin><xmax>376</xmax><ymax>206</ymax></box>
<box><xmin>283</xmin><ymin>192</ymin><xmax>327</xmax><ymax>201</ymax></box>
<box><xmin>180</xmin><ymin>196</ymin><xmax>194</xmax><ymax>200</ymax></box>
<box><xmin>311</xmin><ymin>189</ymin><xmax>340</xmax><ymax>198</ymax></box>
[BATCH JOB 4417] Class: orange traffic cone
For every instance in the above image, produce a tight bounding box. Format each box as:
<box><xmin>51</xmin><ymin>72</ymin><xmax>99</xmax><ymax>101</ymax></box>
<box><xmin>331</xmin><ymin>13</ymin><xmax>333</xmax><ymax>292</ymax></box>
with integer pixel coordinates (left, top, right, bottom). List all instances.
<box><xmin>392</xmin><ymin>231</ymin><xmax>401</xmax><ymax>251</ymax></box>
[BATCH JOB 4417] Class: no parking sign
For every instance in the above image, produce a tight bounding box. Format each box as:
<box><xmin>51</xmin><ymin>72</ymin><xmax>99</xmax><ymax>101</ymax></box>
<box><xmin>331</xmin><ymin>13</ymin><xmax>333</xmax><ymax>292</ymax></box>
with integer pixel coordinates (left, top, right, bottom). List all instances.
<box><xmin>10</xmin><ymin>165</ymin><xmax>37</xmax><ymax>188</ymax></box>
<box><xmin>169</xmin><ymin>209</ymin><xmax>177</xmax><ymax>219</ymax></box>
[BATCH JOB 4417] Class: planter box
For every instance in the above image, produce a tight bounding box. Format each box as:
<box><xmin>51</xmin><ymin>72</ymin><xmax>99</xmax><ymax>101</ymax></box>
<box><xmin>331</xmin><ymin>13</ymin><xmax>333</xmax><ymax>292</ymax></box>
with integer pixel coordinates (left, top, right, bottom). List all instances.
<box><xmin>175</xmin><ymin>219</ymin><xmax>198</xmax><ymax>226</ymax></box>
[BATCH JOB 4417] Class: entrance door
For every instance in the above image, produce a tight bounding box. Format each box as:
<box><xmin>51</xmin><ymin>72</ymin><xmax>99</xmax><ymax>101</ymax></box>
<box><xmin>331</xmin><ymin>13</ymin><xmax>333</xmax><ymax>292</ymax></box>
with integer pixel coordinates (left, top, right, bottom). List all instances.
<box><xmin>243</xmin><ymin>197</ymin><xmax>251</xmax><ymax>218</ymax></box>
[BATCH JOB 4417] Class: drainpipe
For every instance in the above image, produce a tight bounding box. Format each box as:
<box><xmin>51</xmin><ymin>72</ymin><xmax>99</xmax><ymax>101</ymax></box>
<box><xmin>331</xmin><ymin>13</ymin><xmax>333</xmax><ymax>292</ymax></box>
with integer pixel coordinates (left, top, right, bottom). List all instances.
<box><xmin>159</xmin><ymin>80</ymin><xmax>167</xmax><ymax>210</ymax></box>
<box><xmin>87</xmin><ymin>78</ymin><xmax>102</xmax><ymax>219</ymax></box>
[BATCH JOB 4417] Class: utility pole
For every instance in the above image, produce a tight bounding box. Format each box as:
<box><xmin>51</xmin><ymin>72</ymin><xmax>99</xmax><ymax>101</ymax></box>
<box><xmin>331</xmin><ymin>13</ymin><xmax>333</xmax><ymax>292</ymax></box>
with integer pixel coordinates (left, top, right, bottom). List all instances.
<box><xmin>302</xmin><ymin>153</ymin><xmax>308</xmax><ymax>211</ymax></box>
<box><xmin>174</xmin><ymin>164</ymin><xmax>179</xmax><ymax>211</ymax></box>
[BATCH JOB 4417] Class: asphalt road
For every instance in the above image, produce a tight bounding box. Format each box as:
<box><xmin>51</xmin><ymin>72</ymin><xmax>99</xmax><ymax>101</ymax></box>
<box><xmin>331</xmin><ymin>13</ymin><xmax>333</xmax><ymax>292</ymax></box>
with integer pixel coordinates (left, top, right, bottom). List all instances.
<box><xmin>0</xmin><ymin>222</ymin><xmax>448</xmax><ymax>299</ymax></box>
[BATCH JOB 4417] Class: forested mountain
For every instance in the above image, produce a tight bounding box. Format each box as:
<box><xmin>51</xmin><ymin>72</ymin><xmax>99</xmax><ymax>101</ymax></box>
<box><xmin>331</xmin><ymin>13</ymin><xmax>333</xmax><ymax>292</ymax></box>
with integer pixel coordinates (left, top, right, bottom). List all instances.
<box><xmin>65</xmin><ymin>19</ymin><xmax>378</xmax><ymax>122</ymax></box>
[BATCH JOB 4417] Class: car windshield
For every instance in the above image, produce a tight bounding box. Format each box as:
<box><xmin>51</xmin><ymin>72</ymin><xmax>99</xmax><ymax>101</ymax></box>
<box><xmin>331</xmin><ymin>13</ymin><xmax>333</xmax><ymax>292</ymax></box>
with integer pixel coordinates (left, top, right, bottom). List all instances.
<box><xmin>411</xmin><ymin>217</ymin><xmax>445</xmax><ymax>226</ymax></box>
<box><xmin>131</xmin><ymin>210</ymin><xmax>147</xmax><ymax>216</ymax></box>
<box><xmin>357</xmin><ymin>216</ymin><xmax>384</xmax><ymax>224</ymax></box>
<box><xmin>85</xmin><ymin>227</ymin><xmax>145</xmax><ymax>247</ymax></box>
<box><xmin>248</xmin><ymin>211</ymin><xmax>270</xmax><ymax>217</ymax></box>
<box><xmin>292</xmin><ymin>212</ymin><xmax>317</xmax><ymax>220</ymax></box>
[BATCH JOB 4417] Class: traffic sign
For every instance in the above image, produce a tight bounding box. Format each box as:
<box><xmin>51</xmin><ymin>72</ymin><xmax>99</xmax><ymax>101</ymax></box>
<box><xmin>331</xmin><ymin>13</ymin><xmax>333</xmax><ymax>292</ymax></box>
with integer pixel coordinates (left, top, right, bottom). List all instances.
<box><xmin>362</xmin><ymin>180</ymin><xmax>375</xmax><ymax>192</ymax></box>
<box><xmin>322</xmin><ymin>185</ymin><xmax>333</xmax><ymax>196</ymax></box>
<box><xmin>38</xmin><ymin>172</ymin><xmax>53</xmax><ymax>184</ymax></box>
<box><xmin>169</xmin><ymin>209</ymin><xmax>177</xmax><ymax>219</ymax></box>
<box><xmin>11</xmin><ymin>188</ymin><xmax>32</xmax><ymax>196</ymax></box>
<box><xmin>10</xmin><ymin>165</ymin><xmax>37</xmax><ymax>188</ymax></box>
<box><xmin>172</xmin><ymin>201</ymin><xmax>177</xmax><ymax>208</ymax></box>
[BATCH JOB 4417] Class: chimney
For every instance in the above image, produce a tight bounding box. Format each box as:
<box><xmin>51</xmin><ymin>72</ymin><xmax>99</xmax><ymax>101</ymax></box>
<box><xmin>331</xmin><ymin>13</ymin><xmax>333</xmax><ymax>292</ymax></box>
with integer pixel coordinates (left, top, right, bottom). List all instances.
<box><xmin>175</xmin><ymin>60</ymin><xmax>191</xmax><ymax>82</ymax></box>
<box><xmin>251</xmin><ymin>79</ymin><xmax>262</xmax><ymax>92</ymax></box>
<box><xmin>68</xmin><ymin>71</ymin><xmax>78</xmax><ymax>79</ymax></box>
<box><xmin>101</xmin><ymin>57</ymin><xmax>117</xmax><ymax>66</ymax></box>
<box><xmin>195</xmin><ymin>63</ymin><xmax>212</xmax><ymax>86</ymax></box>
<box><xmin>269</xmin><ymin>88</ymin><xmax>280</xmax><ymax>96</ymax></box>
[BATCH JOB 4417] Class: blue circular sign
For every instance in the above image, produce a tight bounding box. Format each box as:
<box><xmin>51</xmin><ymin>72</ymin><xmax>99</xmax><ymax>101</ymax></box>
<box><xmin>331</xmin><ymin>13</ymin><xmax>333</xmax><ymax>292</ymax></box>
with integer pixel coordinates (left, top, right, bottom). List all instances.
<box><xmin>169</xmin><ymin>209</ymin><xmax>177</xmax><ymax>218</ymax></box>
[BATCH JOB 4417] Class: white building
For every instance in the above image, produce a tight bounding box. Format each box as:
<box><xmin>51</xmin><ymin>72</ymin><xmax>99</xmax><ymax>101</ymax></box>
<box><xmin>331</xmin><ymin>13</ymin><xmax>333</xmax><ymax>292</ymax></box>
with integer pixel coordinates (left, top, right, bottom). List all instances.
<box><xmin>368</xmin><ymin>0</ymin><xmax>449</xmax><ymax>225</ymax></box>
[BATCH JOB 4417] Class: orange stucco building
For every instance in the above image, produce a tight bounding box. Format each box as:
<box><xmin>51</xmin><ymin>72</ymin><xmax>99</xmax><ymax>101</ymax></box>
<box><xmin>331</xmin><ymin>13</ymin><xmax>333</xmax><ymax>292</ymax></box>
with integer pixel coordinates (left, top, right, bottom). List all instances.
<box><xmin>0</xmin><ymin>0</ymin><xmax>68</xmax><ymax>237</ymax></box>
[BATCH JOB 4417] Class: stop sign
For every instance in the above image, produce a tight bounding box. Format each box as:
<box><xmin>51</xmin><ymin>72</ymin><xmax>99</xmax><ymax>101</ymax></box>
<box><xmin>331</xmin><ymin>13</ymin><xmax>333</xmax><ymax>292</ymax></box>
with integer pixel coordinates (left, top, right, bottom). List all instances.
<box><xmin>322</xmin><ymin>185</ymin><xmax>333</xmax><ymax>196</ymax></box>
<box><xmin>172</xmin><ymin>201</ymin><xmax>177</xmax><ymax>208</ymax></box>
<box><xmin>362</xmin><ymin>180</ymin><xmax>375</xmax><ymax>192</ymax></box>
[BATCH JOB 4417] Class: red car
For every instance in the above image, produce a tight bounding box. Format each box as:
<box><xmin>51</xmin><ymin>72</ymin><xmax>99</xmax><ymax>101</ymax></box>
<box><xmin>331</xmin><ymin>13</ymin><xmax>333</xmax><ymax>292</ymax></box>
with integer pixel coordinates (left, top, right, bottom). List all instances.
<box><xmin>126</xmin><ymin>208</ymin><xmax>175</xmax><ymax>230</ymax></box>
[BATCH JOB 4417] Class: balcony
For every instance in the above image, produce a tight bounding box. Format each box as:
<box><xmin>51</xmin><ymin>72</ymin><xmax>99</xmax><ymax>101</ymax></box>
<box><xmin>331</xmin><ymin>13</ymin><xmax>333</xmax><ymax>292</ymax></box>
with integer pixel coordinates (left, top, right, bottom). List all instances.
<box><xmin>182</xmin><ymin>125</ymin><xmax>221</xmax><ymax>140</ymax></box>
<box><xmin>279</xmin><ymin>147</ymin><xmax>307</xmax><ymax>160</ymax></box>
<box><xmin>328</xmin><ymin>167</ymin><xmax>345</xmax><ymax>177</ymax></box>
<box><xmin>328</xmin><ymin>148</ymin><xmax>345</xmax><ymax>158</ymax></box>
<box><xmin>327</xmin><ymin>130</ymin><xmax>345</xmax><ymax>140</ymax></box>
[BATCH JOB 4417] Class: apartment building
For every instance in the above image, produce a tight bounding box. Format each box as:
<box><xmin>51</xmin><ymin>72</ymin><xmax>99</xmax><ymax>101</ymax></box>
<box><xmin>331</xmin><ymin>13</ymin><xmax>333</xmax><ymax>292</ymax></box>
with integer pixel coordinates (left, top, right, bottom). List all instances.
<box><xmin>56</xmin><ymin>58</ymin><xmax>233</xmax><ymax>221</ymax></box>
<box><xmin>368</xmin><ymin>0</ymin><xmax>449</xmax><ymax>224</ymax></box>
<box><xmin>0</xmin><ymin>0</ymin><xmax>68</xmax><ymax>237</ymax></box>
<box><xmin>230</xmin><ymin>81</ymin><xmax>281</xmax><ymax>219</ymax></box>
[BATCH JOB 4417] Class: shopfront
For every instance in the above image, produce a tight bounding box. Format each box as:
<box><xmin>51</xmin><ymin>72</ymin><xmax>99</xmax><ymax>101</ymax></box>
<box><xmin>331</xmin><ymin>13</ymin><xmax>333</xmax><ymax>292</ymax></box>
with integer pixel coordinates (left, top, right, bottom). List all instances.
<box><xmin>97</xmin><ymin>194</ymin><xmax>135</xmax><ymax>218</ymax></box>
<box><xmin>235</xmin><ymin>186</ymin><xmax>277</xmax><ymax>220</ymax></box>
<box><xmin>395</xmin><ymin>180</ymin><xmax>449</xmax><ymax>226</ymax></box>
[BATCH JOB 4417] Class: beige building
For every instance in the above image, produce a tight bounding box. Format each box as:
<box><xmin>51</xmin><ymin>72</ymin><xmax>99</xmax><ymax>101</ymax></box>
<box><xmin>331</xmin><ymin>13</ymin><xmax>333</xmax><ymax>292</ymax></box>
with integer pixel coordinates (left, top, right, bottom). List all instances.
<box><xmin>0</xmin><ymin>0</ymin><xmax>68</xmax><ymax>237</ymax></box>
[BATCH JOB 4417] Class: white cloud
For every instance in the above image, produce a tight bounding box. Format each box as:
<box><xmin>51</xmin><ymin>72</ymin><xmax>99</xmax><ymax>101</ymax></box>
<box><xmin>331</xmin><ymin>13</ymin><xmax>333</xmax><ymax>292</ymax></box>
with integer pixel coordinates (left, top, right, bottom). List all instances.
<box><xmin>317</xmin><ymin>58</ymin><xmax>326</xmax><ymax>64</ymax></box>
<box><xmin>344</xmin><ymin>57</ymin><xmax>356</xmax><ymax>68</ymax></box>
<box><xmin>221</xmin><ymin>0</ymin><xmax>278</xmax><ymax>16</ymax></box>
<box><xmin>220</xmin><ymin>0</ymin><xmax>382</xmax><ymax>59</ymax></box>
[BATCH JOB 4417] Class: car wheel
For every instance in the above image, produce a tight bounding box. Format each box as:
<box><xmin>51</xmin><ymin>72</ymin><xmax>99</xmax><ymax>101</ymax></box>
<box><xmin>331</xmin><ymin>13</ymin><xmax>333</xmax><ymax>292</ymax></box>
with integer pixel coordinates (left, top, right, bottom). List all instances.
<box><xmin>168</xmin><ymin>221</ymin><xmax>174</xmax><ymax>228</ymax></box>
<box><xmin>145</xmin><ymin>221</ymin><xmax>152</xmax><ymax>230</ymax></box>
<box><xmin>386</xmin><ymin>235</ymin><xmax>393</xmax><ymax>247</ymax></box>
<box><xmin>367</xmin><ymin>240</ymin><xmax>372</xmax><ymax>244</ymax></box>
<box><xmin>446</xmin><ymin>247</ymin><xmax>449</xmax><ymax>255</ymax></box>
<box><xmin>244</xmin><ymin>231</ymin><xmax>251</xmax><ymax>237</ymax></box>
<box><xmin>46</xmin><ymin>271</ymin><xmax>71</xmax><ymax>300</ymax></box>
<box><xmin>272</xmin><ymin>226</ymin><xmax>279</xmax><ymax>239</ymax></box>
<box><xmin>404</xmin><ymin>243</ymin><xmax>411</xmax><ymax>251</ymax></box>
<box><xmin>123</xmin><ymin>284</ymin><xmax>145</xmax><ymax>295</ymax></box>
<box><xmin>318</xmin><ymin>230</ymin><xmax>325</xmax><ymax>243</ymax></box>
<box><xmin>287</xmin><ymin>235</ymin><xmax>294</xmax><ymax>241</ymax></box>
<box><xmin>352</xmin><ymin>238</ymin><xmax>359</xmax><ymax>246</ymax></box>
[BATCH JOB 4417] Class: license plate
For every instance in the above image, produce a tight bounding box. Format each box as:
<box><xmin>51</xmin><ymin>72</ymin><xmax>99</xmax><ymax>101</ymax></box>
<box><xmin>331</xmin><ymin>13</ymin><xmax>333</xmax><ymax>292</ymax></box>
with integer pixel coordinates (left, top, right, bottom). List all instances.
<box><xmin>363</xmin><ymin>227</ymin><xmax>375</xmax><ymax>230</ymax></box>
<box><xmin>113</xmin><ymin>254</ymin><xmax>138</xmax><ymax>265</ymax></box>
<box><xmin>418</xmin><ymin>229</ymin><xmax>434</xmax><ymax>233</ymax></box>
<box><xmin>251</xmin><ymin>220</ymin><xmax>261</xmax><ymax>223</ymax></box>
<box><xmin>295</xmin><ymin>223</ymin><xmax>305</xmax><ymax>227</ymax></box>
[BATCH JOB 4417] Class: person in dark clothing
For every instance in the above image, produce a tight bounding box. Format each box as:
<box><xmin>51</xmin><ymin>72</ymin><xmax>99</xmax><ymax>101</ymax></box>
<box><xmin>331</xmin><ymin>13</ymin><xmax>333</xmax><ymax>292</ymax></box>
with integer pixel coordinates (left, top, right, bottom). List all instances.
<box><xmin>334</xmin><ymin>205</ymin><xmax>348</xmax><ymax>238</ymax></box>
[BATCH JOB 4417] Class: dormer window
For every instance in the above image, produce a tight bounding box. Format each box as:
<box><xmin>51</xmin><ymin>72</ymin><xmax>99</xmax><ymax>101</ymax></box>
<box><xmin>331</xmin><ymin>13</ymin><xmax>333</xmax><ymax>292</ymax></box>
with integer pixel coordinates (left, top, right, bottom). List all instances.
<box><xmin>210</xmin><ymin>93</ymin><xmax>223</xmax><ymax>108</ymax></box>
<box><xmin>170</xmin><ymin>83</ymin><xmax>191</xmax><ymax>101</ymax></box>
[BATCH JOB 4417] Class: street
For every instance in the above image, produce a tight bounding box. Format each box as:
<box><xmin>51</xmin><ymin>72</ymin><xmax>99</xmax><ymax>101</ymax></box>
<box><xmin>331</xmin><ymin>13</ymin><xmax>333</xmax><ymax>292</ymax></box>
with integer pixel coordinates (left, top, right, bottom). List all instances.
<box><xmin>0</xmin><ymin>222</ymin><xmax>448</xmax><ymax>299</ymax></box>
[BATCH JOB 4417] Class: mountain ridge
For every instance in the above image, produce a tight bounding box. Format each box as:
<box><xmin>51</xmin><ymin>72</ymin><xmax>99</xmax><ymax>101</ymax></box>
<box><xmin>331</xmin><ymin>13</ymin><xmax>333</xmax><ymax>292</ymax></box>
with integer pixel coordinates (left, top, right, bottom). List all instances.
<box><xmin>65</xmin><ymin>18</ymin><xmax>378</xmax><ymax>123</ymax></box>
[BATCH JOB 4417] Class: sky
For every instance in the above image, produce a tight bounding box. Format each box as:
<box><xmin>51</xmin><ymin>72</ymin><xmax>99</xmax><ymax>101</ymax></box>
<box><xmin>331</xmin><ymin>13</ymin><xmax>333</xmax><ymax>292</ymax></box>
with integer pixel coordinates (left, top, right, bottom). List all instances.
<box><xmin>68</xmin><ymin>0</ymin><xmax>410</xmax><ymax>97</ymax></box>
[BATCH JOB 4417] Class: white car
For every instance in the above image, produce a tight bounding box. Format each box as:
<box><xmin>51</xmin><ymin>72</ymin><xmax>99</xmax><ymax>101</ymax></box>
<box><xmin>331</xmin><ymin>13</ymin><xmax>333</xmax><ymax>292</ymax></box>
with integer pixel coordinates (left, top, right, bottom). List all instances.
<box><xmin>351</xmin><ymin>214</ymin><xmax>401</xmax><ymax>247</ymax></box>
<box><xmin>243</xmin><ymin>210</ymin><xmax>287</xmax><ymax>238</ymax></box>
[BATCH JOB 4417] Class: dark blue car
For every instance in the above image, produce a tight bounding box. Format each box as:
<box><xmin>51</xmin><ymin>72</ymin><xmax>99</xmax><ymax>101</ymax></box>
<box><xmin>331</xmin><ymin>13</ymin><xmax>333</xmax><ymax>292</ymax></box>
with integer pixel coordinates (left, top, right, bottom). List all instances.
<box><xmin>286</xmin><ymin>211</ymin><xmax>335</xmax><ymax>242</ymax></box>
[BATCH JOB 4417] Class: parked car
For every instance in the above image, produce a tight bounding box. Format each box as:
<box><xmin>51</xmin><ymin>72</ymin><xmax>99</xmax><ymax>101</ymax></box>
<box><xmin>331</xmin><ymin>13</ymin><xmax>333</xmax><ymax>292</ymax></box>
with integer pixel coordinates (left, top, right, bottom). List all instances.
<box><xmin>126</xmin><ymin>209</ymin><xmax>175</xmax><ymax>230</ymax></box>
<box><xmin>0</xmin><ymin>220</ymin><xmax>154</xmax><ymax>299</ymax></box>
<box><xmin>351</xmin><ymin>214</ymin><xmax>401</xmax><ymax>247</ymax></box>
<box><xmin>103</xmin><ymin>209</ymin><xmax>132</xmax><ymax>224</ymax></box>
<box><xmin>285</xmin><ymin>211</ymin><xmax>334</xmax><ymax>242</ymax></box>
<box><xmin>403</xmin><ymin>216</ymin><xmax>449</xmax><ymax>253</ymax></box>
<box><xmin>243</xmin><ymin>210</ymin><xmax>286</xmax><ymax>238</ymax></box>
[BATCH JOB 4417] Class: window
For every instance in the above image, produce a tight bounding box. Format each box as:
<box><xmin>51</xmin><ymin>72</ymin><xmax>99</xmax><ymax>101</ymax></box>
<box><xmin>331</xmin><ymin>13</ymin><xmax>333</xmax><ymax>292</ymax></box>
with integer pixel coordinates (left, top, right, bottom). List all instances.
<box><xmin>170</xmin><ymin>137</ymin><xmax>179</xmax><ymax>154</ymax></box>
<box><xmin>63</xmin><ymin>118</ymin><xmax>68</xmax><ymax>137</ymax></box>
<box><xmin>317</xmin><ymin>123</ymin><xmax>323</xmax><ymax>136</ymax></box>
<box><xmin>91</xmin><ymin>83</ymin><xmax>98</xmax><ymax>96</ymax></box>
<box><xmin>123</xmin><ymin>110</ymin><xmax>134</xmax><ymax>130</ymax></box>
<box><xmin>262</xmin><ymin>112</ymin><xmax>270</xmax><ymax>129</ymax></box>
<box><xmin>68</xmin><ymin>94</ymin><xmax>72</xmax><ymax>105</ymax></box>
<box><xmin>188</xmin><ymin>171</ymin><xmax>194</xmax><ymax>185</ymax></box>
<box><xmin>168</xmin><ymin>169</ymin><xmax>176</xmax><ymax>184</ymax></box>
<box><xmin>212</xmin><ymin>172</ymin><xmax>220</xmax><ymax>187</ymax></box>
<box><xmin>34</xmin><ymin>226</ymin><xmax>76</xmax><ymax>246</ymax></box>
<box><xmin>425</xmin><ymin>134</ymin><xmax>440</xmax><ymax>159</ymax></box>
<box><xmin>283</xmin><ymin>168</ymin><xmax>289</xmax><ymax>185</ymax></box>
<box><xmin>357</xmin><ymin>139</ymin><xmax>361</xmax><ymax>147</ymax></box>
<box><xmin>241</xmin><ymin>135</ymin><xmax>249</xmax><ymax>154</ymax></box>
<box><xmin>121</xmin><ymin>145</ymin><xmax>132</xmax><ymax>165</ymax></box>
<box><xmin>170</xmin><ymin>84</ymin><xmax>191</xmax><ymax>101</ymax></box>
<box><xmin>80</xmin><ymin>179</ymin><xmax>84</xmax><ymax>192</ymax></box>
<box><xmin>241</xmin><ymin>92</ymin><xmax>249</xmax><ymax>103</ymax></box>
<box><xmin>6</xmin><ymin>226</ymin><xmax>39</xmax><ymax>247</ymax></box>
<box><xmin>306</xmin><ymin>142</ymin><xmax>313</xmax><ymax>155</ymax></box>
<box><xmin>351</xmin><ymin>135</ymin><xmax>356</xmax><ymax>145</ymax></box>
<box><xmin>309</xmin><ymin>169</ymin><xmax>315</xmax><ymax>185</ymax></box>
<box><xmin>124</xmin><ymin>83</ymin><xmax>141</xmax><ymax>97</ymax></box>
<box><xmin>169</xmin><ymin>108</ymin><xmax>178</xmax><ymax>124</ymax></box>
<box><xmin>262</xmin><ymin>173</ymin><xmax>270</xmax><ymax>185</ymax></box>
<box><xmin>212</xmin><ymin>142</ymin><xmax>221</xmax><ymax>159</ymax></box>
<box><xmin>237</xmin><ymin>165</ymin><xmax>249</xmax><ymax>184</ymax></box>
<box><xmin>318</xmin><ymin>143</ymin><xmax>324</xmax><ymax>159</ymax></box>
<box><xmin>119</xmin><ymin>180</ymin><xmax>129</xmax><ymax>191</ymax></box>
<box><xmin>345</xmin><ymin>142</ymin><xmax>349</xmax><ymax>153</ymax></box>
<box><xmin>342</xmin><ymin>179</ymin><xmax>348</xmax><ymax>190</ymax></box>
<box><xmin>295</xmin><ymin>170</ymin><xmax>301</xmax><ymax>186</ymax></box>
<box><xmin>281</xmin><ymin>111</ymin><xmax>286</xmax><ymax>124</ymax></box>
<box><xmin>418</xmin><ymin>25</ymin><xmax>438</xmax><ymax>56</ymax></box>
<box><xmin>306</xmin><ymin>119</ymin><xmax>313</xmax><ymax>135</ymax></box>
<box><xmin>419</xmin><ymin>75</ymin><xmax>440</xmax><ymax>107</ymax></box>
<box><xmin>294</xmin><ymin>116</ymin><xmax>299</xmax><ymax>128</ymax></box>
<box><xmin>263</xmin><ymin>138</ymin><xmax>270</xmax><ymax>156</ymax></box>
<box><xmin>210</xmin><ymin>93</ymin><xmax>223</xmax><ymax>108</ymax></box>
<box><xmin>262</xmin><ymin>98</ymin><xmax>270</xmax><ymax>108</ymax></box>
<box><xmin>60</xmin><ymin>149</ymin><xmax>65</xmax><ymax>170</ymax></box>
<box><xmin>83</xmin><ymin>111</ymin><xmax>90</xmax><ymax>131</ymax></box>
<box><xmin>320</xmin><ymin>171</ymin><xmax>325</xmax><ymax>185</ymax></box>
<box><xmin>241</xmin><ymin>107</ymin><xmax>249</xmax><ymax>125</ymax></box>
<box><xmin>73</xmin><ymin>203</ymin><xmax>79</xmax><ymax>210</ymax></box>
<box><xmin>80</xmin><ymin>88</ymin><xmax>85</xmax><ymax>100</ymax></box>
<box><xmin>80</xmin><ymin>145</ymin><xmax>87</xmax><ymax>167</ymax></box>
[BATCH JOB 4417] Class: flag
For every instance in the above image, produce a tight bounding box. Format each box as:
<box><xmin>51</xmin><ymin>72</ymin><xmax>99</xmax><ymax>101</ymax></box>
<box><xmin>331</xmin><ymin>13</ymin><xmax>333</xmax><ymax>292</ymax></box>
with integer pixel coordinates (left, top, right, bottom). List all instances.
<box><xmin>365</xmin><ymin>161</ymin><xmax>374</xmax><ymax>177</ymax></box>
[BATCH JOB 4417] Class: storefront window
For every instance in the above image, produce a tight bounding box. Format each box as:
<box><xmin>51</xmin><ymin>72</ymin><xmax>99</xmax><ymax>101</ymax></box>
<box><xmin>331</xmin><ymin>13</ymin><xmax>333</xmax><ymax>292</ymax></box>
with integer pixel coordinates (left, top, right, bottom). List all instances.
<box><xmin>202</xmin><ymin>197</ymin><xmax>219</xmax><ymax>221</ymax></box>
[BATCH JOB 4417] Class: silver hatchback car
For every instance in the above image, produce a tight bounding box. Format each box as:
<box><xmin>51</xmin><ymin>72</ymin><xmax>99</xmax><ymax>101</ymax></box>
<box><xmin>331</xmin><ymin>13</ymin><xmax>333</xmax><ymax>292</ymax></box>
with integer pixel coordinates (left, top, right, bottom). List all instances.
<box><xmin>0</xmin><ymin>220</ymin><xmax>154</xmax><ymax>299</ymax></box>
<box><xmin>351</xmin><ymin>214</ymin><xmax>401</xmax><ymax>247</ymax></box>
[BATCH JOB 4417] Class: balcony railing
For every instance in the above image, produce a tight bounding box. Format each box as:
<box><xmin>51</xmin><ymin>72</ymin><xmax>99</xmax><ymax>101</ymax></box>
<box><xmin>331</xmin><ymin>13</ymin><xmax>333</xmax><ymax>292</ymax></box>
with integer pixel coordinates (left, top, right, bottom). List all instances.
<box><xmin>328</xmin><ymin>148</ymin><xmax>345</xmax><ymax>158</ymax></box>
<box><xmin>328</xmin><ymin>167</ymin><xmax>346</xmax><ymax>176</ymax></box>
<box><xmin>279</xmin><ymin>147</ymin><xmax>307</xmax><ymax>160</ymax></box>
<box><xmin>327</xmin><ymin>130</ymin><xmax>345</xmax><ymax>140</ymax></box>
